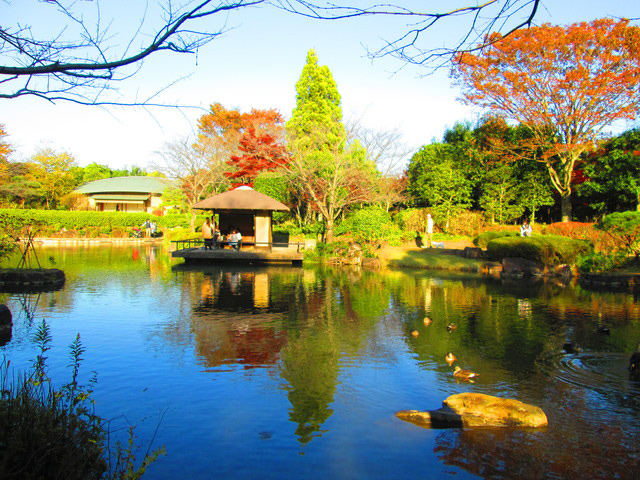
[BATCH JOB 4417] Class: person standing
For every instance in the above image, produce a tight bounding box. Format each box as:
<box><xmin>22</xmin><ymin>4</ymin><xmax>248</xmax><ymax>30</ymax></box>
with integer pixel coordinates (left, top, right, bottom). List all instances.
<box><xmin>202</xmin><ymin>217</ymin><xmax>213</xmax><ymax>250</ymax></box>
<box><xmin>426</xmin><ymin>213</ymin><xmax>434</xmax><ymax>247</ymax></box>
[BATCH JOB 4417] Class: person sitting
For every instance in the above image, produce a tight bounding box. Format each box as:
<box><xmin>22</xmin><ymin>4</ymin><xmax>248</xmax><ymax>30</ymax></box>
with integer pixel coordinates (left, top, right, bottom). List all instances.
<box><xmin>228</xmin><ymin>229</ymin><xmax>242</xmax><ymax>251</ymax></box>
<box><xmin>520</xmin><ymin>219</ymin><xmax>532</xmax><ymax>237</ymax></box>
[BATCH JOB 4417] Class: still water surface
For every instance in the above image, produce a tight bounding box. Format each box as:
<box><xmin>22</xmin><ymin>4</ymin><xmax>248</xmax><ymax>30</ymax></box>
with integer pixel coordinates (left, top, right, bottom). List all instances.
<box><xmin>1</xmin><ymin>245</ymin><xmax>639</xmax><ymax>479</ymax></box>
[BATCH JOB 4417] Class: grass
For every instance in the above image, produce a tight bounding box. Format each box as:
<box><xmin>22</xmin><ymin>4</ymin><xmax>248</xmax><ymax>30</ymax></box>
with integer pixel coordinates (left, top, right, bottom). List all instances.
<box><xmin>381</xmin><ymin>247</ymin><xmax>484</xmax><ymax>272</ymax></box>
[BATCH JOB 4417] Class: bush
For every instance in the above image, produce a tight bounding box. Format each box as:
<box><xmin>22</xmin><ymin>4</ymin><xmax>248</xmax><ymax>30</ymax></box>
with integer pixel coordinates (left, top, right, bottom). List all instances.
<box><xmin>446</xmin><ymin>210</ymin><xmax>486</xmax><ymax>237</ymax></box>
<box><xmin>474</xmin><ymin>230</ymin><xmax>520</xmax><ymax>248</ymax></box>
<box><xmin>486</xmin><ymin>235</ymin><xmax>593</xmax><ymax>266</ymax></box>
<box><xmin>543</xmin><ymin>221</ymin><xmax>614</xmax><ymax>252</ymax></box>
<box><xmin>0</xmin><ymin>209</ymin><xmax>208</xmax><ymax>235</ymax></box>
<box><xmin>597</xmin><ymin>211</ymin><xmax>640</xmax><ymax>258</ymax></box>
<box><xmin>576</xmin><ymin>251</ymin><xmax>629</xmax><ymax>272</ymax></box>
<box><xmin>394</xmin><ymin>208</ymin><xmax>427</xmax><ymax>233</ymax></box>
<box><xmin>336</xmin><ymin>206</ymin><xmax>407</xmax><ymax>247</ymax></box>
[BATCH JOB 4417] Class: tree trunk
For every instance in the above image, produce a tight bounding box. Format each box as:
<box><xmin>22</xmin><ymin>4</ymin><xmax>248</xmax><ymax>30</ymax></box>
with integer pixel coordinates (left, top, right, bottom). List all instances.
<box><xmin>560</xmin><ymin>193</ymin><xmax>572</xmax><ymax>222</ymax></box>
<box><xmin>324</xmin><ymin>216</ymin><xmax>334</xmax><ymax>243</ymax></box>
<box><xmin>190</xmin><ymin>211</ymin><xmax>197</xmax><ymax>233</ymax></box>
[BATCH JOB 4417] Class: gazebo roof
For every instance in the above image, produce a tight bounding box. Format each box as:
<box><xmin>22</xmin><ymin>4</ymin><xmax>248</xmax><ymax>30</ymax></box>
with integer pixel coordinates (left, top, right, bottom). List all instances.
<box><xmin>192</xmin><ymin>186</ymin><xmax>289</xmax><ymax>211</ymax></box>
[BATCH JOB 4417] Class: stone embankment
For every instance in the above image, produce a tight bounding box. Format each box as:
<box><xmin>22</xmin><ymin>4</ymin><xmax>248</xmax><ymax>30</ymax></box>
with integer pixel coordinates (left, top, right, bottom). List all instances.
<box><xmin>0</xmin><ymin>268</ymin><xmax>66</xmax><ymax>292</ymax></box>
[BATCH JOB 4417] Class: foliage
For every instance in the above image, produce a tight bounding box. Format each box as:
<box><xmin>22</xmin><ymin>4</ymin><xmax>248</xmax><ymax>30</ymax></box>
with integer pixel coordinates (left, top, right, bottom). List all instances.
<box><xmin>30</xmin><ymin>147</ymin><xmax>78</xmax><ymax>210</ymax></box>
<box><xmin>479</xmin><ymin>163</ymin><xmax>523</xmax><ymax>224</ymax></box>
<box><xmin>285</xmin><ymin>50</ymin><xmax>376</xmax><ymax>241</ymax></box>
<box><xmin>473</xmin><ymin>230</ymin><xmax>520</xmax><ymax>248</ymax></box>
<box><xmin>0</xmin><ymin>320</ymin><xmax>164</xmax><ymax>479</ymax></box>
<box><xmin>453</xmin><ymin>19</ymin><xmax>640</xmax><ymax>222</ymax></box>
<box><xmin>407</xmin><ymin>143</ymin><xmax>473</xmax><ymax>230</ymax></box>
<box><xmin>486</xmin><ymin>235</ymin><xmax>593</xmax><ymax>266</ymax></box>
<box><xmin>445</xmin><ymin>210</ymin><xmax>486</xmax><ymax>237</ymax></box>
<box><xmin>226</xmin><ymin>126</ymin><xmax>289</xmax><ymax>187</ymax></box>
<box><xmin>303</xmin><ymin>241</ymin><xmax>352</xmax><ymax>261</ymax></box>
<box><xmin>579</xmin><ymin>127</ymin><xmax>640</xmax><ymax>213</ymax></box>
<box><xmin>575</xmin><ymin>251</ymin><xmax>629</xmax><ymax>273</ymax></box>
<box><xmin>543</xmin><ymin>221</ymin><xmax>613</xmax><ymax>252</ymax></box>
<box><xmin>335</xmin><ymin>206</ymin><xmax>407</xmax><ymax>247</ymax></box>
<box><xmin>596</xmin><ymin>211</ymin><xmax>640</xmax><ymax>258</ymax></box>
<box><xmin>394</xmin><ymin>208</ymin><xmax>428</xmax><ymax>233</ymax></box>
<box><xmin>0</xmin><ymin>209</ymin><xmax>207</xmax><ymax>232</ymax></box>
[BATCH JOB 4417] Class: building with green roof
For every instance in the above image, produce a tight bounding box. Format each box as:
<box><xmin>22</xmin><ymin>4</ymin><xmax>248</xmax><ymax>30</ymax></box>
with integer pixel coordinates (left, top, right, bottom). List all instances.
<box><xmin>74</xmin><ymin>176</ymin><xmax>177</xmax><ymax>213</ymax></box>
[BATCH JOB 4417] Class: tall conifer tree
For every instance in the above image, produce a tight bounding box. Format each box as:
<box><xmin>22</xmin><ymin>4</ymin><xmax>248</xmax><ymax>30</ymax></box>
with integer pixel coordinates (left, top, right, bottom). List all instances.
<box><xmin>285</xmin><ymin>50</ymin><xmax>373</xmax><ymax>242</ymax></box>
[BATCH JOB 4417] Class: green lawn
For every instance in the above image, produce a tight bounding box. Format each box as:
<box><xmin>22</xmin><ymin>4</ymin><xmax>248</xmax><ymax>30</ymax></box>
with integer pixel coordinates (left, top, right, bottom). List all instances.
<box><xmin>383</xmin><ymin>247</ymin><xmax>483</xmax><ymax>271</ymax></box>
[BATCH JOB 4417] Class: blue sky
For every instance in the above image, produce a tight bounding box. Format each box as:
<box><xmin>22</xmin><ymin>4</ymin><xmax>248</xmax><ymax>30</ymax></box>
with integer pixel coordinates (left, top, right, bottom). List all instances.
<box><xmin>2</xmin><ymin>1</ymin><xmax>637</xmax><ymax>172</ymax></box>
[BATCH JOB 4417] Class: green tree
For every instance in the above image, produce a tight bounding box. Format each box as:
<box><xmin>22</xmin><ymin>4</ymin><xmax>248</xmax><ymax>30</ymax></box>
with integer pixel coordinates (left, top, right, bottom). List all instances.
<box><xmin>517</xmin><ymin>163</ymin><xmax>555</xmax><ymax>224</ymax></box>
<box><xmin>81</xmin><ymin>162</ymin><xmax>112</xmax><ymax>183</ymax></box>
<box><xmin>579</xmin><ymin>128</ymin><xmax>640</xmax><ymax>214</ymax></box>
<box><xmin>479</xmin><ymin>164</ymin><xmax>523</xmax><ymax>224</ymax></box>
<box><xmin>30</xmin><ymin>148</ymin><xmax>77</xmax><ymax>209</ymax></box>
<box><xmin>285</xmin><ymin>50</ymin><xmax>374</xmax><ymax>241</ymax></box>
<box><xmin>407</xmin><ymin>143</ymin><xmax>473</xmax><ymax>231</ymax></box>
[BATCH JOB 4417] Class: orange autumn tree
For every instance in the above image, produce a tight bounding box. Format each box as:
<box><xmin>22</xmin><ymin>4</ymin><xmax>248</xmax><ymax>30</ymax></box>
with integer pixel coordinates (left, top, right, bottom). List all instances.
<box><xmin>195</xmin><ymin>103</ymin><xmax>287</xmax><ymax>187</ymax></box>
<box><xmin>452</xmin><ymin>18</ymin><xmax>640</xmax><ymax>222</ymax></box>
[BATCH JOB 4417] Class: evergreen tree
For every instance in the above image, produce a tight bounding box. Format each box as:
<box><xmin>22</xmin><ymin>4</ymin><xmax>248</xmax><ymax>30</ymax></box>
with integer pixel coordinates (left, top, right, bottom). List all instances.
<box><xmin>285</xmin><ymin>50</ymin><xmax>373</xmax><ymax>241</ymax></box>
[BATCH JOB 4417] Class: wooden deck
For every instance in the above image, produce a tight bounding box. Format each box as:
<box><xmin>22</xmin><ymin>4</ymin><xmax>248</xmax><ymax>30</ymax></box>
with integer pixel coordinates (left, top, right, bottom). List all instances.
<box><xmin>171</xmin><ymin>241</ymin><xmax>304</xmax><ymax>264</ymax></box>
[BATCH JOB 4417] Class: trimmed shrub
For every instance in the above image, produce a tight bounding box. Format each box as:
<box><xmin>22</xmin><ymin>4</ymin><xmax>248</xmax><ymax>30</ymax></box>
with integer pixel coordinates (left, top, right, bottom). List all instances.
<box><xmin>336</xmin><ymin>206</ymin><xmax>407</xmax><ymax>247</ymax></box>
<box><xmin>544</xmin><ymin>221</ymin><xmax>614</xmax><ymax>252</ymax></box>
<box><xmin>486</xmin><ymin>235</ymin><xmax>593</xmax><ymax>266</ymax></box>
<box><xmin>576</xmin><ymin>251</ymin><xmax>629</xmax><ymax>273</ymax></box>
<box><xmin>447</xmin><ymin>210</ymin><xmax>486</xmax><ymax>237</ymax></box>
<box><xmin>394</xmin><ymin>208</ymin><xmax>428</xmax><ymax>233</ymax></box>
<box><xmin>0</xmin><ymin>209</ymin><xmax>207</xmax><ymax>234</ymax></box>
<box><xmin>474</xmin><ymin>230</ymin><xmax>520</xmax><ymax>248</ymax></box>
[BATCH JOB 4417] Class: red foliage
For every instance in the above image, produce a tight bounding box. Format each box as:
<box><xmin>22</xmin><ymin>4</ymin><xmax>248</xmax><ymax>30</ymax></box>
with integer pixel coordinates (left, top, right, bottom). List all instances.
<box><xmin>544</xmin><ymin>222</ymin><xmax>614</xmax><ymax>251</ymax></box>
<box><xmin>225</xmin><ymin>127</ymin><xmax>289</xmax><ymax>185</ymax></box>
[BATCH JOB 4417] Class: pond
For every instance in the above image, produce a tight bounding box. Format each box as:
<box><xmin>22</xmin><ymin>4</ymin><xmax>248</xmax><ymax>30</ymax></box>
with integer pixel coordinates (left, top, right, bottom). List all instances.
<box><xmin>1</xmin><ymin>245</ymin><xmax>639</xmax><ymax>479</ymax></box>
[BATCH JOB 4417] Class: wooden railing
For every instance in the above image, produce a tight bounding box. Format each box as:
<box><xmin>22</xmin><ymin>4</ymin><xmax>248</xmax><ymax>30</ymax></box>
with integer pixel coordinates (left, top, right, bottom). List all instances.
<box><xmin>172</xmin><ymin>239</ymin><xmax>306</xmax><ymax>252</ymax></box>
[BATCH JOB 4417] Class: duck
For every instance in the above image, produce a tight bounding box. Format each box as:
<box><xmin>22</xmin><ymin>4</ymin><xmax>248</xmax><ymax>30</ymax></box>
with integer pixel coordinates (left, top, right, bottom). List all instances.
<box><xmin>445</xmin><ymin>352</ymin><xmax>457</xmax><ymax>365</ymax></box>
<box><xmin>453</xmin><ymin>366</ymin><xmax>479</xmax><ymax>381</ymax></box>
<box><xmin>446</xmin><ymin>323</ymin><xmax>457</xmax><ymax>332</ymax></box>
<box><xmin>563</xmin><ymin>342</ymin><xmax>582</xmax><ymax>354</ymax></box>
<box><xmin>597</xmin><ymin>326</ymin><xmax>610</xmax><ymax>335</ymax></box>
<box><xmin>410</xmin><ymin>329</ymin><xmax>420</xmax><ymax>337</ymax></box>
<box><xmin>423</xmin><ymin>317</ymin><xmax>432</xmax><ymax>326</ymax></box>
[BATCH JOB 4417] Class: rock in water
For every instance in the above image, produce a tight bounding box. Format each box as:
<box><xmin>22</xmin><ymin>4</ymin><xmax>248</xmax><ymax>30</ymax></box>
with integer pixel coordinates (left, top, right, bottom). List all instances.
<box><xmin>0</xmin><ymin>304</ymin><xmax>12</xmax><ymax>326</ymax></box>
<box><xmin>396</xmin><ymin>392</ymin><xmax>548</xmax><ymax>429</ymax></box>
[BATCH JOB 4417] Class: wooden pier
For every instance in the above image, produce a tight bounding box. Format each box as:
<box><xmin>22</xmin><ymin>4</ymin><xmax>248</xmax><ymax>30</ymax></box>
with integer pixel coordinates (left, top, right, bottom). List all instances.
<box><xmin>171</xmin><ymin>240</ymin><xmax>304</xmax><ymax>264</ymax></box>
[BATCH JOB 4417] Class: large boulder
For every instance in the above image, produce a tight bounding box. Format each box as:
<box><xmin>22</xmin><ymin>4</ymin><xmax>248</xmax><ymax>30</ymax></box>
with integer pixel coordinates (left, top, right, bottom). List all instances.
<box><xmin>396</xmin><ymin>392</ymin><xmax>548</xmax><ymax>429</ymax></box>
<box><xmin>463</xmin><ymin>247</ymin><xmax>484</xmax><ymax>259</ymax></box>
<box><xmin>501</xmin><ymin>257</ymin><xmax>543</xmax><ymax>277</ymax></box>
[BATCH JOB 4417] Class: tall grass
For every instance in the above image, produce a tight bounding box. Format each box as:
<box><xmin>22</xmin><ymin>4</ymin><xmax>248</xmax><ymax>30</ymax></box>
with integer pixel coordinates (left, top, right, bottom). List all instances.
<box><xmin>0</xmin><ymin>320</ymin><xmax>164</xmax><ymax>479</ymax></box>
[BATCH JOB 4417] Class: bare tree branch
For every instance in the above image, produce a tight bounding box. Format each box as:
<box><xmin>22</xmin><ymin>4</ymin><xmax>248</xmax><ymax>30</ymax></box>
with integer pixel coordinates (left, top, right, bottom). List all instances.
<box><xmin>0</xmin><ymin>0</ymin><xmax>547</xmax><ymax>104</ymax></box>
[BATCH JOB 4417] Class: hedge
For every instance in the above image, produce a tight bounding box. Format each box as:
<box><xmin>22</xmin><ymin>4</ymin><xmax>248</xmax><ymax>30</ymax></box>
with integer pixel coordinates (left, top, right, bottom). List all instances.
<box><xmin>473</xmin><ymin>230</ymin><xmax>520</xmax><ymax>248</ymax></box>
<box><xmin>0</xmin><ymin>209</ymin><xmax>208</xmax><ymax>230</ymax></box>
<box><xmin>486</xmin><ymin>235</ymin><xmax>593</xmax><ymax>266</ymax></box>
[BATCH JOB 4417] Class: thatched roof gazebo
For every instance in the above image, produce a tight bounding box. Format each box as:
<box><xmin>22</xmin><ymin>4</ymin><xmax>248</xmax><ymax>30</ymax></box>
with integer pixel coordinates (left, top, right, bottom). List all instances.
<box><xmin>192</xmin><ymin>186</ymin><xmax>289</xmax><ymax>249</ymax></box>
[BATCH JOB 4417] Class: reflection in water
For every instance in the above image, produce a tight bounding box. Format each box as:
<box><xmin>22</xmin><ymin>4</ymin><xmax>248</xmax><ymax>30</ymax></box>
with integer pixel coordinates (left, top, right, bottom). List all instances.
<box><xmin>1</xmin><ymin>247</ymin><xmax>640</xmax><ymax>478</ymax></box>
